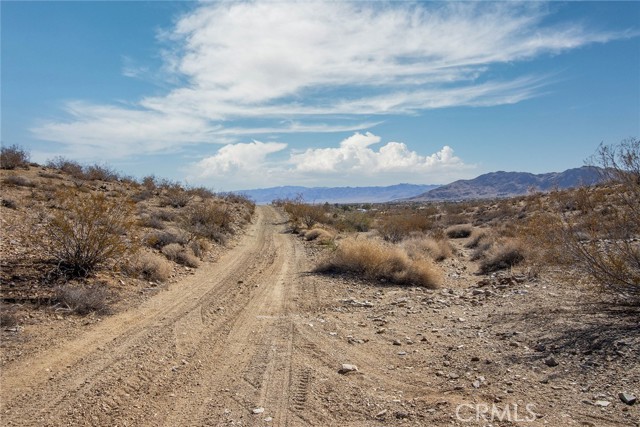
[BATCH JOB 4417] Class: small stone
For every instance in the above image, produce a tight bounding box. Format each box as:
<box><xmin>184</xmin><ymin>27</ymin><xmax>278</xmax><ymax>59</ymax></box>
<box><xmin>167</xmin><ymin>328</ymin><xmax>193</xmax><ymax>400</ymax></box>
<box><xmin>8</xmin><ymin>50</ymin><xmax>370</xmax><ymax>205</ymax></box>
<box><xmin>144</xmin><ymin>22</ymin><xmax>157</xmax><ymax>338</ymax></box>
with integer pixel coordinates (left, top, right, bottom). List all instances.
<box><xmin>252</xmin><ymin>407</ymin><xmax>264</xmax><ymax>414</ymax></box>
<box><xmin>544</xmin><ymin>356</ymin><xmax>559</xmax><ymax>367</ymax></box>
<box><xmin>448</xmin><ymin>373</ymin><xmax>460</xmax><ymax>379</ymax></box>
<box><xmin>392</xmin><ymin>339</ymin><xmax>402</xmax><ymax>346</ymax></box>
<box><xmin>534</xmin><ymin>343</ymin><xmax>546</xmax><ymax>352</ymax></box>
<box><xmin>375</xmin><ymin>409</ymin><xmax>387</xmax><ymax>418</ymax></box>
<box><xmin>376</xmin><ymin>328</ymin><xmax>386</xmax><ymax>334</ymax></box>
<box><xmin>338</xmin><ymin>364</ymin><xmax>358</xmax><ymax>374</ymax></box>
<box><xmin>395</xmin><ymin>411</ymin><xmax>409</xmax><ymax>419</ymax></box>
<box><xmin>619</xmin><ymin>393</ymin><xmax>637</xmax><ymax>405</ymax></box>
<box><xmin>472</xmin><ymin>380</ymin><xmax>481</xmax><ymax>389</ymax></box>
<box><xmin>471</xmin><ymin>356</ymin><xmax>480</xmax><ymax>362</ymax></box>
<box><xmin>398</xmin><ymin>351</ymin><xmax>407</xmax><ymax>356</ymax></box>
<box><xmin>594</xmin><ymin>400</ymin><xmax>610</xmax><ymax>407</ymax></box>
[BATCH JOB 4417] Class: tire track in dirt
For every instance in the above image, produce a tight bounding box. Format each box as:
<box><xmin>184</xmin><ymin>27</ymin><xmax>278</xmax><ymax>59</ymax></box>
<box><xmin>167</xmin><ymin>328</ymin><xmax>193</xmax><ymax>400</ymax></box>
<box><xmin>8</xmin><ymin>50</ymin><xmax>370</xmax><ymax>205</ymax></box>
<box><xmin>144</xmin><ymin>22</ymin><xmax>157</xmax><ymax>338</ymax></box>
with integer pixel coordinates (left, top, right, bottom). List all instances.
<box><xmin>0</xmin><ymin>207</ymin><xmax>305</xmax><ymax>426</ymax></box>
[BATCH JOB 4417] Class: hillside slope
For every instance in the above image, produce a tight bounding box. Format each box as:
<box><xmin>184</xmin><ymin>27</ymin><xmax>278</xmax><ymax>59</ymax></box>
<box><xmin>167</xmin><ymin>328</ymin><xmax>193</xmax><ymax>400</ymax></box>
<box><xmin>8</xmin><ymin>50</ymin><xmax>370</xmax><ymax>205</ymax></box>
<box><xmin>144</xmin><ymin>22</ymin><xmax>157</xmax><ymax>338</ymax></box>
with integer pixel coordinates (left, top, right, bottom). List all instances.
<box><xmin>408</xmin><ymin>166</ymin><xmax>602</xmax><ymax>201</ymax></box>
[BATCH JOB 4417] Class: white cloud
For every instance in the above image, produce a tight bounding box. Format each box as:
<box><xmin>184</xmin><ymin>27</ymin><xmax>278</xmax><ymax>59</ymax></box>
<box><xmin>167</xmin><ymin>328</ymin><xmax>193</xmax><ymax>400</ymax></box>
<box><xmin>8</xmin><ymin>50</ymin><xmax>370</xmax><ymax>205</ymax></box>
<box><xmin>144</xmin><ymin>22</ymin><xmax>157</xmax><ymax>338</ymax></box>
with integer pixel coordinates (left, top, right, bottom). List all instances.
<box><xmin>290</xmin><ymin>132</ymin><xmax>466</xmax><ymax>174</ymax></box>
<box><xmin>193</xmin><ymin>140</ymin><xmax>287</xmax><ymax>176</ymax></box>
<box><xmin>31</xmin><ymin>1</ymin><xmax>628</xmax><ymax>160</ymax></box>
<box><xmin>189</xmin><ymin>132</ymin><xmax>474</xmax><ymax>190</ymax></box>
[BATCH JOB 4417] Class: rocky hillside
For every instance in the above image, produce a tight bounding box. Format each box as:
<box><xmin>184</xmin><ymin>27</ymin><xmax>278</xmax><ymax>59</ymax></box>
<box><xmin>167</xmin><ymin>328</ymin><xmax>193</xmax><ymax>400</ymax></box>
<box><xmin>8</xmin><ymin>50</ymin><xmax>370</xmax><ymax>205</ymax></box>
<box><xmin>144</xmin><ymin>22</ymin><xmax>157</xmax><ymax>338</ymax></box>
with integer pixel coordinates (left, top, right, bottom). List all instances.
<box><xmin>407</xmin><ymin>166</ymin><xmax>602</xmax><ymax>201</ymax></box>
<box><xmin>0</xmin><ymin>156</ymin><xmax>254</xmax><ymax>312</ymax></box>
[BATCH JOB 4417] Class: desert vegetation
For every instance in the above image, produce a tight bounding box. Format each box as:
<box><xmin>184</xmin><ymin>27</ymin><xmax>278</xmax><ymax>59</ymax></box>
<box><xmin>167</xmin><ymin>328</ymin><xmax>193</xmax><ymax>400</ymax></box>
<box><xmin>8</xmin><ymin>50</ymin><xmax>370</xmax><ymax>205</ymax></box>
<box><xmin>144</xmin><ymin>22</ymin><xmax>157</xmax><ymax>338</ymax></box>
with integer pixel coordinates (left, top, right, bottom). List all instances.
<box><xmin>276</xmin><ymin>139</ymin><xmax>639</xmax><ymax>307</ymax></box>
<box><xmin>314</xmin><ymin>238</ymin><xmax>441</xmax><ymax>288</ymax></box>
<box><xmin>0</xmin><ymin>146</ymin><xmax>255</xmax><ymax>318</ymax></box>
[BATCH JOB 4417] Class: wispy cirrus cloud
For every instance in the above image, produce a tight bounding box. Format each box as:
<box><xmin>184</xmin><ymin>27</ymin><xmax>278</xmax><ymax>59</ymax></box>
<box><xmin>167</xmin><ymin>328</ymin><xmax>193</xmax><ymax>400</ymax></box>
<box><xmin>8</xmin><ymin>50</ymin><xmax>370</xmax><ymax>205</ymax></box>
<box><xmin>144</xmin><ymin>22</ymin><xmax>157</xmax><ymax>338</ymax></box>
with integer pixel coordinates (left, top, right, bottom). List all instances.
<box><xmin>32</xmin><ymin>1</ymin><xmax>629</xmax><ymax>160</ymax></box>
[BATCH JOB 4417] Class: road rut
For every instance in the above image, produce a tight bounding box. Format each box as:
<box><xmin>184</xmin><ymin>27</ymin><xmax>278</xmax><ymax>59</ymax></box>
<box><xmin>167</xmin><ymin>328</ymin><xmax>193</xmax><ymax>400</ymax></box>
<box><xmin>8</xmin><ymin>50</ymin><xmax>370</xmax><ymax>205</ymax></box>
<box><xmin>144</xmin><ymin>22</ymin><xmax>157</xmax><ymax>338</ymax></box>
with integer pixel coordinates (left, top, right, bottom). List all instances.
<box><xmin>1</xmin><ymin>206</ymin><xmax>316</xmax><ymax>426</ymax></box>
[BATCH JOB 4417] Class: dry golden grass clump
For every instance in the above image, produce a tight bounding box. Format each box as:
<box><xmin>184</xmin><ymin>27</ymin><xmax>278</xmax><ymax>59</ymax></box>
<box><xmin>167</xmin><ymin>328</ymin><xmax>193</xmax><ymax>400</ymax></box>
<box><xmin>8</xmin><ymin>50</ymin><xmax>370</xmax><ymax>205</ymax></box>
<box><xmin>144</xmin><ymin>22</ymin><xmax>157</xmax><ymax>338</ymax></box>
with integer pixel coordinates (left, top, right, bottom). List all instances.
<box><xmin>477</xmin><ymin>239</ymin><xmax>526</xmax><ymax>274</ymax></box>
<box><xmin>465</xmin><ymin>230</ymin><xmax>491</xmax><ymax>249</ymax></box>
<box><xmin>161</xmin><ymin>243</ymin><xmax>200</xmax><ymax>268</ymax></box>
<box><xmin>402</xmin><ymin>236</ymin><xmax>453</xmax><ymax>262</ymax></box>
<box><xmin>126</xmin><ymin>252</ymin><xmax>172</xmax><ymax>283</ymax></box>
<box><xmin>55</xmin><ymin>284</ymin><xmax>111</xmax><ymax>315</ymax></box>
<box><xmin>315</xmin><ymin>238</ymin><xmax>441</xmax><ymax>288</ymax></box>
<box><xmin>304</xmin><ymin>227</ymin><xmax>335</xmax><ymax>244</ymax></box>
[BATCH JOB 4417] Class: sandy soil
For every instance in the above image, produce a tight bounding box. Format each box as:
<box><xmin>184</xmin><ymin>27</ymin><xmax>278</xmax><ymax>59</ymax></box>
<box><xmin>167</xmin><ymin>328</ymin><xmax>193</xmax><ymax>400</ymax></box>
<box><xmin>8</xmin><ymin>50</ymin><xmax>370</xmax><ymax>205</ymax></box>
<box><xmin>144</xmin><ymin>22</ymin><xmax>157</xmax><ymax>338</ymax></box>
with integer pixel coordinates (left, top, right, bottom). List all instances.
<box><xmin>1</xmin><ymin>206</ymin><xmax>638</xmax><ymax>426</ymax></box>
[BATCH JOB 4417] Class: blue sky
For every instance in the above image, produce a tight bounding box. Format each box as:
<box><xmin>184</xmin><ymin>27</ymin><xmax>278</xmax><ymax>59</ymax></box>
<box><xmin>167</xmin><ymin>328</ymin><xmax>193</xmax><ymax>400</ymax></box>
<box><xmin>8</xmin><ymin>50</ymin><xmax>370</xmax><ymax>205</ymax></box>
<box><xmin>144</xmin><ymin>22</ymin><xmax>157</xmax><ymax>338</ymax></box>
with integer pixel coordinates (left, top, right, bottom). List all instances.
<box><xmin>2</xmin><ymin>1</ymin><xmax>639</xmax><ymax>190</ymax></box>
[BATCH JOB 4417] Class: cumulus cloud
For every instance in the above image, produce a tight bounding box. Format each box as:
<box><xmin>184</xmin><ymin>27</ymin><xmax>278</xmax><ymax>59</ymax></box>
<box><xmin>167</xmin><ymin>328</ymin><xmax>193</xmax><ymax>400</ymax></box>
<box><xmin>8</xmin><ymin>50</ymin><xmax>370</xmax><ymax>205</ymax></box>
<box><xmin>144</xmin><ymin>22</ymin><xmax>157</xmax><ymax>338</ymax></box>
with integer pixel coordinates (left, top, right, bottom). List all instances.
<box><xmin>31</xmin><ymin>1</ymin><xmax>628</xmax><ymax>158</ymax></box>
<box><xmin>189</xmin><ymin>132</ymin><xmax>473</xmax><ymax>190</ymax></box>
<box><xmin>290</xmin><ymin>132</ymin><xmax>465</xmax><ymax>174</ymax></box>
<box><xmin>193</xmin><ymin>141</ymin><xmax>287</xmax><ymax>176</ymax></box>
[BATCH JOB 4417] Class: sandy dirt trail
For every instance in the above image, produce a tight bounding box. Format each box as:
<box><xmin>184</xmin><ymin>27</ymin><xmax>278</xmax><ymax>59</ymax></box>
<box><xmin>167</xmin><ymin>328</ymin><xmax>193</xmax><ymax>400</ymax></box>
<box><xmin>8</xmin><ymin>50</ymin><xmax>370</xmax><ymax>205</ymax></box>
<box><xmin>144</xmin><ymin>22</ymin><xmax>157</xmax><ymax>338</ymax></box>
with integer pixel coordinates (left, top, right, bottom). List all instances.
<box><xmin>0</xmin><ymin>206</ymin><xmax>329</xmax><ymax>426</ymax></box>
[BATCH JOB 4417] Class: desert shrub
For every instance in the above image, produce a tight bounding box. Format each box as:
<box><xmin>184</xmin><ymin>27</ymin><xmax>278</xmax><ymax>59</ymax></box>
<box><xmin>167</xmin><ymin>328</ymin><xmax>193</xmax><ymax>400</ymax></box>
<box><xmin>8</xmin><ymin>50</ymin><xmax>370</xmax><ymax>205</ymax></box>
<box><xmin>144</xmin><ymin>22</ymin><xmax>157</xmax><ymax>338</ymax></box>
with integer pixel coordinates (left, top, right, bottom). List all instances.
<box><xmin>470</xmin><ymin>240</ymin><xmax>493</xmax><ymax>261</ymax></box>
<box><xmin>2</xmin><ymin>175</ymin><xmax>35</xmax><ymax>188</ymax></box>
<box><xmin>0</xmin><ymin>145</ymin><xmax>30</xmax><ymax>170</ymax></box>
<box><xmin>402</xmin><ymin>236</ymin><xmax>453</xmax><ymax>262</ymax></box>
<box><xmin>46</xmin><ymin>156</ymin><xmax>84</xmax><ymax>178</ymax></box>
<box><xmin>187</xmin><ymin>186</ymin><xmax>216</xmax><ymax>200</ymax></box>
<box><xmin>189</xmin><ymin>238</ymin><xmax>211</xmax><ymax>259</ymax></box>
<box><xmin>154</xmin><ymin>209</ymin><xmax>176</xmax><ymax>222</ymax></box>
<box><xmin>141</xmin><ymin>175</ymin><xmax>157</xmax><ymax>190</ymax></box>
<box><xmin>182</xmin><ymin>201</ymin><xmax>232</xmax><ymax>242</ymax></box>
<box><xmin>377</xmin><ymin>213</ymin><xmax>431</xmax><ymax>243</ymax></box>
<box><xmin>144</xmin><ymin>230</ymin><xmax>188</xmax><ymax>249</ymax></box>
<box><xmin>39</xmin><ymin>192</ymin><xmax>136</xmax><ymax>277</ymax></box>
<box><xmin>55</xmin><ymin>284</ymin><xmax>110</xmax><ymax>315</ymax></box>
<box><xmin>522</xmin><ymin>139</ymin><xmax>640</xmax><ymax>300</ymax></box>
<box><xmin>126</xmin><ymin>253</ymin><xmax>172</xmax><ymax>282</ymax></box>
<box><xmin>284</xmin><ymin>200</ymin><xmax>325</xmax><ymax>229</ymax></box>
<box><xmin>0</xmin><ymin>304</ymin><xmax>18</xmax><ymax>328</ymax></box>
<box><xmin>315</xmin><ymin>238</ymin><xmax>440</xmax><ymax>288</ymax></box>
<box><xmin>1</xmin><ymin>198</ymin><xmax>17</xmax><ymax>209</ymax></box>
<box><xmin>478</xmin><ymin>240</ymin><xmax>526</xmax><ymax>274</ymax></box>
<box><xmin>160</xmin><ymin>183</ymin><xmax>192</xmax><ymax>208</ymax></box>
<box><xmin>335</xmin><ymin>211</ymin><xmax>372</xmax><ymax>232</ymax></box>
<box><xmin>139</xmin><ymin>214</ymin><xmax>165</xmax><ymax>230</ymax></box>
<box><xmin>465</xmin><ymin>230</ymin><xmax>490</xmax><ymax>249</ymax></box>
<box><xmin>161</xmin><ymin>243</ymin><xmax>200</xmax><ymax>267</ymax></box>
<box><xmin>446</xmin><ymin>224</ymin><xmax>473</xmax><ymax>239</ymax></box>
<box><xmin>131</xmin><ymin>189</ymin><xmax>155</xmax><ymax>202</ymax></box>
<box><xmin>218</xmin><ymin>192</ymin><xmax>255</xmax><ymax>213</ymax></box>
<box><xmin>83</xmin><ymin>164</ymin><xmax>119</xmax><ymax>181</ymax></box>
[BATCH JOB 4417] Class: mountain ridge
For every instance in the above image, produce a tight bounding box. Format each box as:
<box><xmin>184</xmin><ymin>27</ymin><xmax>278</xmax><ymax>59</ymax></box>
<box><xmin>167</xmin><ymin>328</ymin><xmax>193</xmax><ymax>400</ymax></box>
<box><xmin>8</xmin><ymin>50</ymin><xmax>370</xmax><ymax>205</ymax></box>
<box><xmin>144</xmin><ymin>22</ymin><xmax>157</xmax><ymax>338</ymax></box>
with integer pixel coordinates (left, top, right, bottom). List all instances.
<box><xmin>406</xmin><ymin>166</ymin><xmax>603</xmax><ymax>201</ymax></box>
<box><xmin>238</xmin><ymin>183</ymin><xmax>440</xmax><ymax>204</ymax></box>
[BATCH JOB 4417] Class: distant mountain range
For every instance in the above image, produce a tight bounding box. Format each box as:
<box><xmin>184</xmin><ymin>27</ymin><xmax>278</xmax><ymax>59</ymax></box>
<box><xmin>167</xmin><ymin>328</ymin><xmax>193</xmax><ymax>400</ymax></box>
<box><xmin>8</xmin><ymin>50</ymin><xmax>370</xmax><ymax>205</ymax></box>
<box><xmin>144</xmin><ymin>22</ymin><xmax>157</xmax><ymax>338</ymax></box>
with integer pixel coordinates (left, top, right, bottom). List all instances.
<box><xmin>406</xmin><ymin>166</ymin><xmax>603</xmax><ymax>201</ymax></box>
<box><xmin>239</xmin><ymin>166</ymin><xmax>603</xmax><ymax>204</ymax></box>
<box><xmin>239</xmin><ymin>184</ymin><xmax>440</xmax><ymax>204</ymax></box>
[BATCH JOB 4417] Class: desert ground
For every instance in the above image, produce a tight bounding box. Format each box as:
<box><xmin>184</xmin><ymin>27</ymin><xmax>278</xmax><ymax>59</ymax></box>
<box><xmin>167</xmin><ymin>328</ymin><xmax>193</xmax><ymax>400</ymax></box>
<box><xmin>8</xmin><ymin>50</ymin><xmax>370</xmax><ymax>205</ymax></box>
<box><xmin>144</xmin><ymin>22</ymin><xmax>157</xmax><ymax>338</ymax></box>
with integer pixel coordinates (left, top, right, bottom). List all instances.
<box><xmin>1</xmin><ymin>160</ymin><xmax>638</xmax><ymax>427</ymax></box>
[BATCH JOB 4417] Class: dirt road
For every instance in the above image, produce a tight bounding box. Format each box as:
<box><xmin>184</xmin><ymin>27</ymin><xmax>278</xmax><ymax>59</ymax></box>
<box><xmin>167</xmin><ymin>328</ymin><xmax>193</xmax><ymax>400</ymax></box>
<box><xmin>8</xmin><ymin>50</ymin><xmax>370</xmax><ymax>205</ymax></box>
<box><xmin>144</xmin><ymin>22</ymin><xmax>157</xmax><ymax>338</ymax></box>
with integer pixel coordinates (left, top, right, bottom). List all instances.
<box><xmin>4</xmin><ymin>206</ymin><xmax>638</xmax><ymax>427</ymax></box>
<box><xmin>0</xmin><ymin>206</ymin><xmax>332</xmax><ymax>426</ymax></box>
